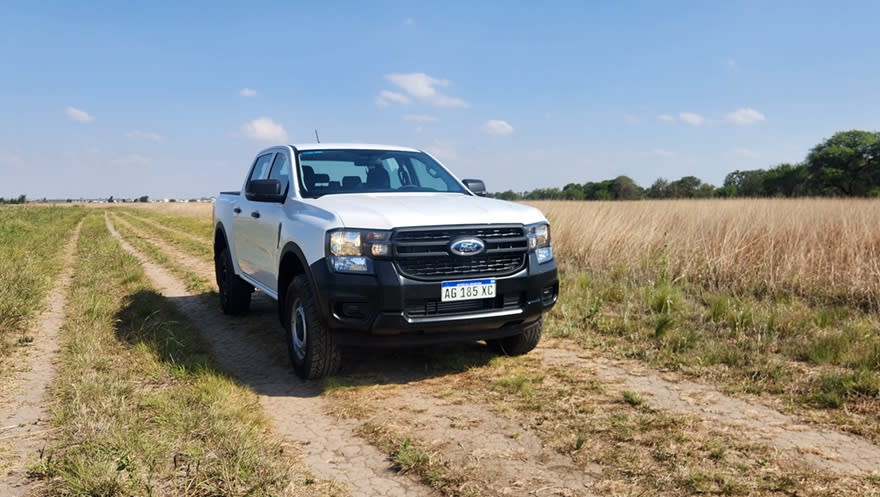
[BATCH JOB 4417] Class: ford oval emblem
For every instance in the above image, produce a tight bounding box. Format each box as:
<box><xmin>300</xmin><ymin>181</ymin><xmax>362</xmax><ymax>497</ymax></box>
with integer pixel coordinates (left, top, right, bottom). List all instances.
<box><xmin>449</xmin><ymin>237</ymin><xmax>486</xmax><ymax>256</ymax></box>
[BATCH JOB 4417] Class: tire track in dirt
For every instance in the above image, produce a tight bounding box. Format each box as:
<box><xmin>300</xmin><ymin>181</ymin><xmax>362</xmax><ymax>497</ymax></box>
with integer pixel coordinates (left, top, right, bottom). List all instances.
<box><xmin>0</xmin><ymin>220</ymin><xmax>83</xmax><ymax>497</ymax></box>
<box><xmin>117</xmin><ymin>210</ymin><xmax>211</xmax><ymax>246</ymax></box>
<box><xmin>538</xmin><ymin>346</ymin><xmax>880</xmax><ymax>474</ymax></box>
<box><xmin>105</xmin><ymin>215</ymin><xmax>433</xmax><ymax>497</ymax></box>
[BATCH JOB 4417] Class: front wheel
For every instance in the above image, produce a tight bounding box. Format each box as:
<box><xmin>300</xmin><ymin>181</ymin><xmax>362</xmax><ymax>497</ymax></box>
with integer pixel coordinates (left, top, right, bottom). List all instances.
<box><xmin>285</xmin><ymin>275</ymin><xmax>342</xmax><ymax>379</ymax></box>
<box><xmin>487</xmin><ymin>318</ymin><xmax>543</xmax><ymax>356</ymax></box>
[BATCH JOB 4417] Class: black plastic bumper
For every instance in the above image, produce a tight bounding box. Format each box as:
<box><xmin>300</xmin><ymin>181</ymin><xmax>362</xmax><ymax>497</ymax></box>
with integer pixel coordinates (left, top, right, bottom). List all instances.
<box><xmin>308</xmin><ymin>253</ymin><xmax>558</xmax><ymax>346</ymax></box>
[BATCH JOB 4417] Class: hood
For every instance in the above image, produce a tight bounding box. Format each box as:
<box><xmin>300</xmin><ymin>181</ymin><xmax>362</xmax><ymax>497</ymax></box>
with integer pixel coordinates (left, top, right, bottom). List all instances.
<box><xmin>307</xmin><ymin>193</ymin><xmax>548</xmax><ymax>229</ymax></box>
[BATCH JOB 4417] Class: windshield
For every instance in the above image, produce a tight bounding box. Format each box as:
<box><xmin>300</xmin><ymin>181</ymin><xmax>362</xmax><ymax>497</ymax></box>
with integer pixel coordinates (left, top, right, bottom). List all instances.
<box><xmin>296</xmin><ymin>149</ymin><xmax>468</xmax><ymax>198</ymax></box>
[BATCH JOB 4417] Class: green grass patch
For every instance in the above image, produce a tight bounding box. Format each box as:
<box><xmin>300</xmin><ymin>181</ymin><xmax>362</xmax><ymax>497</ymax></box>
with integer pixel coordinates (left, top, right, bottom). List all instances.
<box><xmin>117</xmin><ymin>207</ymin><xmax>212</xmax><ymax>242</ymax></box>
<box><xmin>0</xmin><ymin>206</ymin><xmax>86</xmax><ymax>365</ymax></box>
<box><xmin>110</xmin><ymin>214</ymin><xmax>213</xmax><ymax>294</ymax></box>
<box><xmin>116</xmin><ymin>209</ymin><xmax>212</xmax><ymax>261</ymax></box>
<box><xmin>31</xmin><ymin>213</ymin><xmax>317</xmax><ymax>496</ymax></box>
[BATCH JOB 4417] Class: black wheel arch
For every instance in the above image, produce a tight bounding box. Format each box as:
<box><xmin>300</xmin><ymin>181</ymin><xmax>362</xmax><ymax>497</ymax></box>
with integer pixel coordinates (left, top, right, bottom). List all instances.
<box><xmin>214</xmin><ymin>222</ymin><xmax>230</xmax><ymax>255</ymax></box>
<box><xmin>277</xmin><ymin>242</ymin><xmax>316</xmax><ymax>326</ymax></box>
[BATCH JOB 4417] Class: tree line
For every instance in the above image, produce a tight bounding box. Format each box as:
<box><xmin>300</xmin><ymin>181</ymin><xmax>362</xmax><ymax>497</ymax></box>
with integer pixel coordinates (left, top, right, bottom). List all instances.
<box><xmin>0</xmin><ymin>194</ymin><xmax>28</xmax><ymax>204</ymax></box>
<box><xmin>493</xmin><ymin>130</ymin><xmax>880</xmax><ymax>200</ymax></box>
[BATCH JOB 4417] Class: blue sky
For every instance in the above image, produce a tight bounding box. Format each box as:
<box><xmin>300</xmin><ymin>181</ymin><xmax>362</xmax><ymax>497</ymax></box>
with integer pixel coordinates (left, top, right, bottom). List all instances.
<box><xmin>2</xmin><ymin>1</ymin><xmax>878</xmax><ymax>199</ymax></box>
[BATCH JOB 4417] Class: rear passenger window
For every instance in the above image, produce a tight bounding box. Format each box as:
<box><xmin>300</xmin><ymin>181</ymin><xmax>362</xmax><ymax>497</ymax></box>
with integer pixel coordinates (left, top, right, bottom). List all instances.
<box><xmin>268</xmin><ymin>153</ymin><xmax>291</xmax><ymax>197</ymax></box>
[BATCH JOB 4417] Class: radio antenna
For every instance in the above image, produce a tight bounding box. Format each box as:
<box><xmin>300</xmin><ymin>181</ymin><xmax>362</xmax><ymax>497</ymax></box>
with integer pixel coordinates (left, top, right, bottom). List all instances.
<box><xmin>314</xmin><ymin>129</ymin><xmax>321</xmax><ymax>143</ymax></box>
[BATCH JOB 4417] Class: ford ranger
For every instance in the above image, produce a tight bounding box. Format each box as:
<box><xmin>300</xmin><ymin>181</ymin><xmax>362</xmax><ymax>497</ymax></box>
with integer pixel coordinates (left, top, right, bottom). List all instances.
<box><xmin>213</xmin><ymin>144</ymin><xmax>558</xmax><ymax>379</ymax></box>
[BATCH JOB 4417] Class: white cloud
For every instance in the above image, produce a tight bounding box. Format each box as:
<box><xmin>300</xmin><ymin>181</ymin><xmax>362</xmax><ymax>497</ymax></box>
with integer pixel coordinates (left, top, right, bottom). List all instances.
<box><xmin>239</xmin><ymin>88</ymin><xmax>257</xmax><ymax>97</ymax></box>
<box><xmin>403</xmin><ymin>114</ymin><xmax>438</xmax><ymax>122</ymax></box>
<box><xmin>652</xmin><ymin>148</ymin><xmax>674</xmax><ymax>158</ymax></box>
<box><xmin>657</xmin><ymin>114</ymin><xmax>676</xmax><ymax>123</ymax></box>
<box><xmin>387</xmin><ymin>73</ymin><xmax>444</xmax><ymax>98</ymax></box>
<box><xmin>624</xmin><ymin>114</ymin><xmax>638</xmax><ymax>124</ymax></box>
<box><xmin>725</xmin><ymin>107</ymin><xmax>766</xmax><ymax>125</ymax></box>
<box><xmin>126</xmin><ymin>130</ymin><xmax>162</xmax><ymax>142</ymax></box>
<box><xmin>678</xmin><ymin>112</ymin><xmax>704</xmax><ymax>126</ymax></box>
<box><xmin>725</xmin><ymin>58</ymin><xmax>737</xmax><ymax>71</ymax></box>
<box><xmin>241</xmin><ymin>117</ymin><xmax>288</xmax><ymax>143</ymax></box>
<box><xmin>66</xmin><ymin>106</ymin><xmax>94</xmax><ymax>123</ymax></box>
<box><xmin>482</xmin><ymin>119</ymin><xmax>515</xmax><ymax>136</ymax></box>
<box><xmin>424</xmin><ymin>140</ymin><xmax>458</xmax><ymax>162</ymax></box>
<box><xmin>403</xmin><ymin>18</ymin><xmax>414</xmax><ymax>25</ymax></box>
<box><xmin>430</xmin><ymin>94</ymin><xmax>469</xmax><ymax>109</ymax></box>
<box><xmin>375</xmin><ymin>90</ymin><xmax>412</xmax><ymax>107</ymax></box>
<box><xmin>383</xmin><ymin>72</ymin><xmax>470</xmax><ymax>108</ymax></box>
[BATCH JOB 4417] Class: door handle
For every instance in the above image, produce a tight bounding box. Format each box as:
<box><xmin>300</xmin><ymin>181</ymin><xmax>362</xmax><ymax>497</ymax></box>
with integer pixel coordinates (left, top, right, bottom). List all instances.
<box><xmin>250</xmin><ymin>211</ymin><xmax>261</xmax><ymax>219</ymax></box>
<box><xmin>233</xmin><ymin>207</ymin><xmax>241</xmax><ymax>214</ymax></box>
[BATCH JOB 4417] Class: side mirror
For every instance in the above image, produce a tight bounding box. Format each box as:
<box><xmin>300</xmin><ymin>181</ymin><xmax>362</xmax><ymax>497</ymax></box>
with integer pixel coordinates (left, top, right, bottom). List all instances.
<box><xmin>462</xmin><ymin>178</ymin><xmax>487</xmax><ymax>196</ymax></box>
<box><xmin>246</xmin><ymin>179</ymin><xmax>285</xmax><ymax>203</ymax></box>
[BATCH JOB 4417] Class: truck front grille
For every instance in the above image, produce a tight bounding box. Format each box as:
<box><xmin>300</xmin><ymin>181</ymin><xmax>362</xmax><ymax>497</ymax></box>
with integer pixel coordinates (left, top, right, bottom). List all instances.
<box><xmin>405</xmin><ymin>293</ymin><xmax>523</xmax><ymax>318</ymax></box>
<box><xmin>392</xmin><ymin>225</ymin><xmax>528</xmax><ymax>281</ymax></box>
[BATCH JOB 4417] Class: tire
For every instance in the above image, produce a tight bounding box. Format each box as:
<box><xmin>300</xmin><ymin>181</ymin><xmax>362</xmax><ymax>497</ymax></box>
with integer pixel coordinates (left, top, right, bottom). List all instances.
<box><xmin>488</xmin><ymin>317</ymin><xmax>543</xmax><ymax>356</ymax></box>
<box><xmin>215</xmin><ymin>246</ymin><xmax>252</xmax><ymax>315</ymax></box>
<box><xmin>285</xmin><ymin>275</ymin><xmax>342</xmax><ymax>379</ymax></box>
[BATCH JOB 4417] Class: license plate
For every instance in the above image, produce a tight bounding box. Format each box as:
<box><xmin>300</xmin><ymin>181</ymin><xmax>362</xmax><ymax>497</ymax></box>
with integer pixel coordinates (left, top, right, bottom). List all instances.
<box><xmin>440</xmin><ymin>278</ymin><xmax>496</xmax><ymax>302</ymax></box>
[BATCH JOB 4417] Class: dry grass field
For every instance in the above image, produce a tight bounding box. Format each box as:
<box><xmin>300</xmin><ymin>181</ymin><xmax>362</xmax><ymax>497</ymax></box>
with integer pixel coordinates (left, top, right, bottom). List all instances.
<box><xmin>2</xmin><ymin>200</ymin><xmax>879</xmax><ymax>497</ymax></box>
<box><xmin>530</xmin><ymin>198</ymin><xmax>880</xmax><ymax>309</ymax></box>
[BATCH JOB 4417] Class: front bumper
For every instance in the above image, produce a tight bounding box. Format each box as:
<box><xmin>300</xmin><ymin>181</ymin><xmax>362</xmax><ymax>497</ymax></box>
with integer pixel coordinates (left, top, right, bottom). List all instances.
<box><xmin>309</xmin><ymin>253</ymin><xmax>558</xmax><ymax>346</ymax></box>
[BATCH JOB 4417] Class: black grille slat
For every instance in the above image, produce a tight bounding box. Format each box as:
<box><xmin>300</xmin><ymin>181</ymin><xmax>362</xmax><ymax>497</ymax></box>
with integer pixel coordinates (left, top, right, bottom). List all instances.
<box><xmin>392</xmin><ymin>225</ymin><xmax>529</xmax><ymax>280</ymax></box>
<box><xmin>405</xmin><ymin>293</ymin><xmax>524</xmax><ymax>318</ymax></box>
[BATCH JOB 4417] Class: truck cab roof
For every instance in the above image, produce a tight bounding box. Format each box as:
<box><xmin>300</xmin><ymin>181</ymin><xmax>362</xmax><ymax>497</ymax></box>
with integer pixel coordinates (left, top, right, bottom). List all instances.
<box><xmin>290</xmin><ymin>143</ymin><xmax>421</xmax><ymax>153</ymax></box>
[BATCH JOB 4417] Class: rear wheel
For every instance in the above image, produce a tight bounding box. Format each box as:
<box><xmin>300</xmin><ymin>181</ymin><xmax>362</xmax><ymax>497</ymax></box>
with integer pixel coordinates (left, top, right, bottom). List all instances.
<box><xmin>215</xmin><ymin>246</ymin><xmax>252</xmax><ymax>315</ymax></box>
<box><xmin>285</xmin><ymin>275</ymin><xmax>341</xmax><ymax>379</ymax></box>
<box><xmin>488</xmin><ymin>318</ymin><xmax>543</xmax><ymax>356</ymax></box>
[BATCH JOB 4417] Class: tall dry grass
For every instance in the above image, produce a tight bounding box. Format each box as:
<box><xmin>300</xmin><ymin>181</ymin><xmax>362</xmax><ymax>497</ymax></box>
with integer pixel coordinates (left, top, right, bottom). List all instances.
<box><xmin>529</xmin><ymin>198</ymin><xmax>880</xmax><ymax>308</ymax></box>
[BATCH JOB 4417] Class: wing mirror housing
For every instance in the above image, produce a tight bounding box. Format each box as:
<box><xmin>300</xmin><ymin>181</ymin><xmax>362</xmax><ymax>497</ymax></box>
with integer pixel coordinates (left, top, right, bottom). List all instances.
<box><xmin>246</xmin><ymin>179</ymin><xmax>285</xmax><ymax>202</ymax></box>
<box><xmin>462</xmin><ymin>178</ymin><xmax>487</xmax><ymax>196</ymax></box>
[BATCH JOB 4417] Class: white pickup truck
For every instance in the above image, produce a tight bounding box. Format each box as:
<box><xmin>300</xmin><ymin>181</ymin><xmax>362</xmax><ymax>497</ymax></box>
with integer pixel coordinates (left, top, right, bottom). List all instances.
<box><xmin>213</xmin><ymin>144</ymin><xmax>558</xmax><ymax>379</ymax></box>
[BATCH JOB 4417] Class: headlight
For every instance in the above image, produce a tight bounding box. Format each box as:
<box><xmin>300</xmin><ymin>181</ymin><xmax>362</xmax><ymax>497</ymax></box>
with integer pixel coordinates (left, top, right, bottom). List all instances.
<box><xmin>327</xmin><ymin>229</ymin><xmax>391</xmax><ymax>273</ymax></box>
<box><xmin>527</xmin><ymin>223</ymin><xmax>553</xmax><ymax>264</ymax></box>
<box><xmin>329</xmin><ymin>231</ymin><xmax>361</xmax><ymax>256</ymax></box>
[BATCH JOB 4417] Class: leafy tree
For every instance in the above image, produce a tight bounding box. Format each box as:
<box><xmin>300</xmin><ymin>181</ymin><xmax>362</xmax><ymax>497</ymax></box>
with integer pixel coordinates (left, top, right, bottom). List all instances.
<box><xmin>495</xmin><ymin>190</ymin><xmax>520</xmax><ymax>201</ymax></box>
<box><xmin>806</xmin><ymin>130</ymin><xmax>880</xmax><ymax>196</ymax></box>
<box><xmin>724</xmin><ymin>169</ymin><xmax>767</xmax><ymax>197</ymax></box>
<box><xmin>667</xmin><ymin>176</ymin><xmax>705</xmax><ymax>198</ymax></box>
<box><xmin>137</xmin><ymin>195</ymin><xmax>149</xmax><ymax>203</ymax></box>
<box><xmin>562</xmin><ymin>183</ymin><xmax>585</xmax><ymax>200</ymax></box>
<box><xmin>646</xmin><ymin>178</ymin><xmax>670</xmax><ymax>199</ymax></box>
<box><xmin>582</xmin><ymin>180</ymin><xmax>615</xmax><ymax>200</ymax></box>
<box><xmin>611</xmin><ymin>175</ymin><xmax>642</xmax><ymax>200</ymax></box>
<box><xmin>763</xmin><ymin>163</ymin><xmax>810</xmax><ymax>196</ymax></box>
